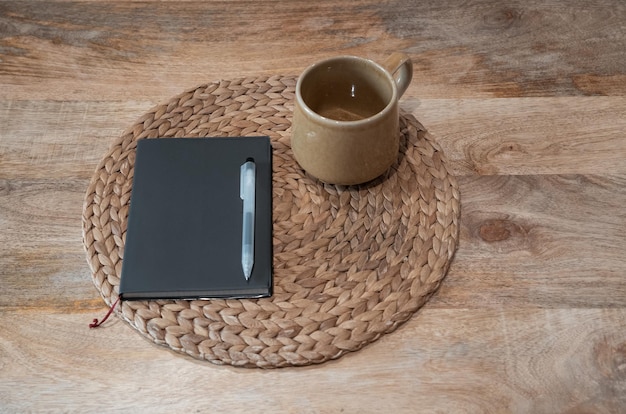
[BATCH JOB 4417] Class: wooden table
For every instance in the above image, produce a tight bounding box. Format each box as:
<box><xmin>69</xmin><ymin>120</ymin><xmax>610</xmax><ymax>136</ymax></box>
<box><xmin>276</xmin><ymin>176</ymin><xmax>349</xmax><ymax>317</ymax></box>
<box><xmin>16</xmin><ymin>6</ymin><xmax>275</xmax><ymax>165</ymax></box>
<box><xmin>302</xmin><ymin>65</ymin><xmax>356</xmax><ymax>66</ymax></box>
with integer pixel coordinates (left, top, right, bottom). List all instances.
<box><xmin>1</xmin><ymin>1</ymin><xmax>625</xmax><ymax>412</ymax></box>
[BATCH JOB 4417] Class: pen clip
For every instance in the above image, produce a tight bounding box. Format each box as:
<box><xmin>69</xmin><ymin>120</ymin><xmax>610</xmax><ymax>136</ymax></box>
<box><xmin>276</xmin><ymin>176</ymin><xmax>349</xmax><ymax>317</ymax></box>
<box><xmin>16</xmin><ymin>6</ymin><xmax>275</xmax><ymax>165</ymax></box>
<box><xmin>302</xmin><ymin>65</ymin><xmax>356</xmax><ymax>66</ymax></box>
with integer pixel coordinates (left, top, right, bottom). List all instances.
<box><xmin>240</xmin><ymin>160</ymin><xmax>255</xmax><ymax>200</ymax></box>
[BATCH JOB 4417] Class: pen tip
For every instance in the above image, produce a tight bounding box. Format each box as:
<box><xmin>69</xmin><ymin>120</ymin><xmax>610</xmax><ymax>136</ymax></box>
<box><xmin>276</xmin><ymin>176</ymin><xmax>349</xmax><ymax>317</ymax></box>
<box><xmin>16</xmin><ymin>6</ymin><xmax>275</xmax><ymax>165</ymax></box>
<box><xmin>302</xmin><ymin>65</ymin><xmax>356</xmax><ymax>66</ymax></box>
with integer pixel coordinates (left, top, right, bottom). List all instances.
<box><xmin>244</xmin><ymin>267</ymin><xmax>252</xmax><ymax>281</ymax></box>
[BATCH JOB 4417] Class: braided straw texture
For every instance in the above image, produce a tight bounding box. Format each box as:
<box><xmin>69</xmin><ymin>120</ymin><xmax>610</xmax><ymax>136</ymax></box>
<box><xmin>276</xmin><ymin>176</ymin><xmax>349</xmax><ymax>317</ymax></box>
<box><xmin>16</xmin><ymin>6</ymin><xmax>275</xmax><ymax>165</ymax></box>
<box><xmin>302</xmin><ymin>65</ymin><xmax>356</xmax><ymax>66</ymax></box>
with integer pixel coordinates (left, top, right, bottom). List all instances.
<box><xmin>82</xmin><ymin>75</ymin><xmax>460</xmax><ymax>368</ymax></box>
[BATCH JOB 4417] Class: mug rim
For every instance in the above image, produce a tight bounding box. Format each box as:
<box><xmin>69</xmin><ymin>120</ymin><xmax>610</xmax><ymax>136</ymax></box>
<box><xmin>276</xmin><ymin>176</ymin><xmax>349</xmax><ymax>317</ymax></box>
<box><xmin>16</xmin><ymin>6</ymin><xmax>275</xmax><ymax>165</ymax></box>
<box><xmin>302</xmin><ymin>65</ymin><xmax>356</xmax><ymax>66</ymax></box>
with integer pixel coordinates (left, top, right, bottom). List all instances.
<box><xmin>295</xmin><ymin>55</ymin><xmax>398</xmax><ymax>126</ymax></box>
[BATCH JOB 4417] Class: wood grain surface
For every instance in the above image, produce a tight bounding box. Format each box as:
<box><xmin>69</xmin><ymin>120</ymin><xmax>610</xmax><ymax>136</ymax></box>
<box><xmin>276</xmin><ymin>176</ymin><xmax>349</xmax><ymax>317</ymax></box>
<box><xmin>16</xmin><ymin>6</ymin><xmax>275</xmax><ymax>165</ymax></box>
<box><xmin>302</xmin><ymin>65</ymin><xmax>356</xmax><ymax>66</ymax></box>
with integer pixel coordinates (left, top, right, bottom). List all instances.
<box><xmin>1</xmin><ymin>0</ymin><xmax>625</xmax><ymax>412</ymax></box>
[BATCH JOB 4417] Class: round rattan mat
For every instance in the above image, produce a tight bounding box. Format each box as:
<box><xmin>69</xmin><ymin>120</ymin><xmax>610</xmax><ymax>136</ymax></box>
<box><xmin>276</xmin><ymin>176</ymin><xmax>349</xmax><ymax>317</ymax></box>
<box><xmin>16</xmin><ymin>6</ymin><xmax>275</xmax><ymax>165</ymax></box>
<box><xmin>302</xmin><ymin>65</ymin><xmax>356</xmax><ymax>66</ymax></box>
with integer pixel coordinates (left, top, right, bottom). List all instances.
<box><xmin>82</xmin><ymin>75</ymin><xmax>460</xmax><ymax>368</ymax></box>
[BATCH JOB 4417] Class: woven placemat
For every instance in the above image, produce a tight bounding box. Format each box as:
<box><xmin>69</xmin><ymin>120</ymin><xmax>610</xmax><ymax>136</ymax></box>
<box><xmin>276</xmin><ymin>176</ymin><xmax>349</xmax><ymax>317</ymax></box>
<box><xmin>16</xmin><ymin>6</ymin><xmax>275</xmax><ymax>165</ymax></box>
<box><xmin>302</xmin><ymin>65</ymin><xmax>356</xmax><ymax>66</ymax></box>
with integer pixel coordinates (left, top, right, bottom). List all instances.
<box><xmin>82</xmin><ymin>75</ymin><xmax>460</xmax><ymax>368</ymax></box>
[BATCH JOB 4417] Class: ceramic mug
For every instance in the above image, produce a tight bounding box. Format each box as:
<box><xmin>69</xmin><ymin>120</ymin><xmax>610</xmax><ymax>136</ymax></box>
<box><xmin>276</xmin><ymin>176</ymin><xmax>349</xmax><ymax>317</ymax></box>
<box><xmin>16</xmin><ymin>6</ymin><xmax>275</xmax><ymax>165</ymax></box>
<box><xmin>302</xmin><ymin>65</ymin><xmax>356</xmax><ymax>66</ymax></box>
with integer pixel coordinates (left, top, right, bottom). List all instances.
<box><xmin>291</xmin><ymin>53</ymin><xmax>413</xmax><ymax>185</ymax></box>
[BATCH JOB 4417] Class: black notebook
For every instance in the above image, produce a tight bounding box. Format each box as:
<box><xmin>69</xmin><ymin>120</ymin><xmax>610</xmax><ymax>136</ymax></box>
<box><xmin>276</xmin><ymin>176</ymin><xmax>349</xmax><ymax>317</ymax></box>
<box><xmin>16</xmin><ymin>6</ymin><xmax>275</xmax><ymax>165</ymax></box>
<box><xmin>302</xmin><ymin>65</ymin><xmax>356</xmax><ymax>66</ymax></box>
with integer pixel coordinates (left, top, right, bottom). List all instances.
<box><xmin>119</xmin><ymin>137</ymin><xmax>273</xmax><ymax>300</ymax></box>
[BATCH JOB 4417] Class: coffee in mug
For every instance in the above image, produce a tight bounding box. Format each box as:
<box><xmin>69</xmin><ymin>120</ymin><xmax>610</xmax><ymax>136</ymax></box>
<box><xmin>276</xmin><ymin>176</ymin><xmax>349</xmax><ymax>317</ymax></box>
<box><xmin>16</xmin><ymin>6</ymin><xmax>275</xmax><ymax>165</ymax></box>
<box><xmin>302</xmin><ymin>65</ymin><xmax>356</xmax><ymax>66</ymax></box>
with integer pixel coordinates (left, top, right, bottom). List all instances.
<box><xmin>291</xmin><ymin>53</ymin><xmax>412</xmax><ymax>185</ymax></box>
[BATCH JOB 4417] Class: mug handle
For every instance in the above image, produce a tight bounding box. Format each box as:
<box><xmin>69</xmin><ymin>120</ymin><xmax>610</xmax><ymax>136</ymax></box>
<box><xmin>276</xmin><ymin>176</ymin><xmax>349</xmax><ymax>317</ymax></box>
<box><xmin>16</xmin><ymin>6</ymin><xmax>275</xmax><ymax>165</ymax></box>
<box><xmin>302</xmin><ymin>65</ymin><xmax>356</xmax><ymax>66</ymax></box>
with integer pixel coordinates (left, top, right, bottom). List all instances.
<box><xmin>381</xmin><ymin>53</ymin><xmax>413</xmax><ymax>98</ymax></box>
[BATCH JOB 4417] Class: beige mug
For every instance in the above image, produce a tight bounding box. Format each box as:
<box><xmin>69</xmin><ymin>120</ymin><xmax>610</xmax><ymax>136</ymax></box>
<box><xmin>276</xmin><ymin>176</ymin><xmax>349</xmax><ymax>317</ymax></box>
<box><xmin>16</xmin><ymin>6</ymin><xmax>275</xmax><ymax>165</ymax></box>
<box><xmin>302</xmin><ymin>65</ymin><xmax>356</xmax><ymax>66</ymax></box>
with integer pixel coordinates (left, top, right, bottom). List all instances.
<box><xmin>291</xmin><ymin>53</ymin><xmax>413</xmax><ymax>185</ymax></box>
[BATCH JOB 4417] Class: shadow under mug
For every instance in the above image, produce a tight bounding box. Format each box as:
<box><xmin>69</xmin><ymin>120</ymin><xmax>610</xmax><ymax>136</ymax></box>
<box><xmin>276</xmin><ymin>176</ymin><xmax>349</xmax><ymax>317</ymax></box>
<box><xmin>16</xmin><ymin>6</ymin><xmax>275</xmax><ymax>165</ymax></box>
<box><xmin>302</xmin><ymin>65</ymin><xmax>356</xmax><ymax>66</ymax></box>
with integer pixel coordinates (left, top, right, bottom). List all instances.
<box><xmin>291</xmin><ymin>53</ymin><xmax>413</xmax><ymax>185</ymax></box>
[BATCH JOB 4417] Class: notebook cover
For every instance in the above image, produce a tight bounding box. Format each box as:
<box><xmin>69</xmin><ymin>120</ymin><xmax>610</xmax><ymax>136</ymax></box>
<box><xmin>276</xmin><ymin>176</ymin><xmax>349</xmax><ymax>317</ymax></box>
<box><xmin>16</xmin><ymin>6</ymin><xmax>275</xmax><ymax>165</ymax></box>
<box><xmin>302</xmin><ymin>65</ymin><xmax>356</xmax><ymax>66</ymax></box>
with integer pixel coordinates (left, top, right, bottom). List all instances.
<box><xmin>119</xmin><ymin>137</ymin><xmax>273</xmax><ymax>300</ymax></box>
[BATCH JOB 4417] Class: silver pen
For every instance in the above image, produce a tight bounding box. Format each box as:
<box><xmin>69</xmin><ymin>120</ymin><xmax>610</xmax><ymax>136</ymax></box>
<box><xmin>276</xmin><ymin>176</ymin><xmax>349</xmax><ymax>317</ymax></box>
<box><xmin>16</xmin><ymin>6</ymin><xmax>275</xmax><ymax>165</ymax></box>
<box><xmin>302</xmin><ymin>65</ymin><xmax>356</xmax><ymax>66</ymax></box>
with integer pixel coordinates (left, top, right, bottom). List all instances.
<box><xmin>240</xmin><ymin>160</ymin><xmax>256</xmax><ymax>280</ymax></box>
